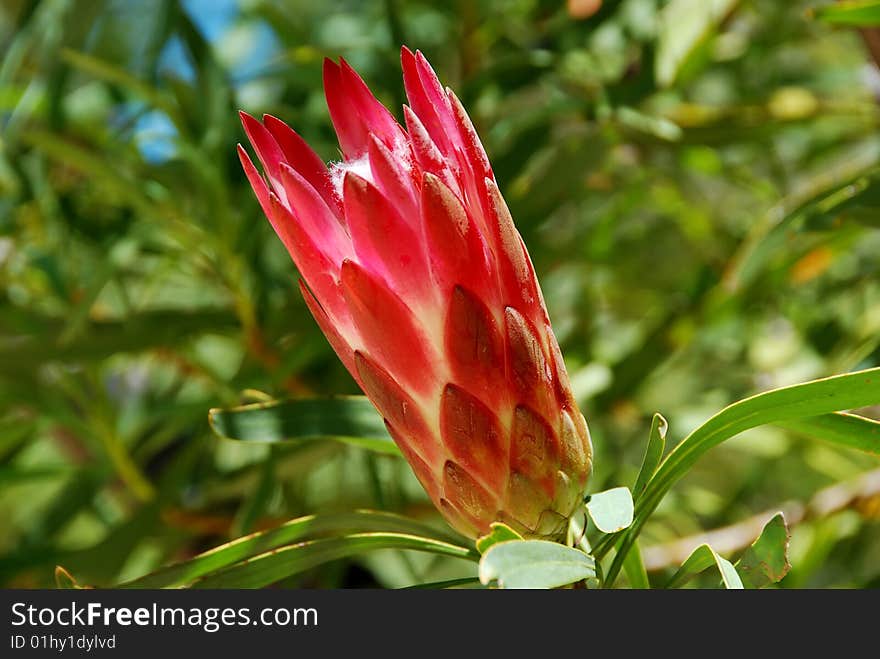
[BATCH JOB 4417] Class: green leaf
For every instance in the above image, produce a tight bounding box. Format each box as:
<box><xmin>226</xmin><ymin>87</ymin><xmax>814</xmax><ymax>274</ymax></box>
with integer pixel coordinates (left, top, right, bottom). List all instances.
<box><xmin>775</xmin><ymin>412</ymin><xmax>880</xmax><ymax>456</ymax></box>
<box><xmin>476</xmin><ymin>522</ymin><xmax>524</xmax><ymax>555</ymax></box>
<box><xmin>607</xmin><ymin>367</ymin><xmax>880</xmax><ymax>585</ymax></box>
<box><xmin>585</xmin><ymin>487</ymin><xmax>634</xmax><ymax>534</ymax></box>
<box><xmin>479</xmin><ymin>540</ymin><xmax>596</xmax><ymax>589</ymax></box>
<box><xmin>622</xmin><ymin>540</ymin><xmax>650</xmax><ymax>589</ymax></box>
<box><xmin>208</xmin><ymin>396</ymin><xmax>401</xmax><ymax>456</ymax></box>
<box><xmin>119</xmin><ymin>510</ymin><xmax>466</xmax><ymax>588</ymax></box>
<box><xmin>815</xmin><ymin>0</ymin><xmax>880</xmax><ymax>26</ymax></box>
<box><xmin>190</xmin><ymin>533</ymin><xmax>476</xmax><ymax>589</ymax></box>
<box><xmin>655</xmin><ymin>0</ymin><xmax>741</xmax><ymax>87</ymax></box>
<box><xmin>633</xmin><ymin>413</ymin><xmax>668</xmax><ymax>499</ymax></box>
<box><xmin>666</xmin><ymin>544</ymin><xmax>744</xmax><ymax>589</ymax></box>
<box><xmin>734</xmin><ymin>513</ymin><xmax>791</xmax><ymax>589</ymax></box>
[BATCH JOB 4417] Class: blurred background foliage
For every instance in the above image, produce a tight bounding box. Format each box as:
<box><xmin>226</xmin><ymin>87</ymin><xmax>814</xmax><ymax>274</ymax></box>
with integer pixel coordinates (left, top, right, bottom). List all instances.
<box><xmin>1</xmin><ymin>0</ymin><xmax>879</xmax><ymax>588</ymax></box>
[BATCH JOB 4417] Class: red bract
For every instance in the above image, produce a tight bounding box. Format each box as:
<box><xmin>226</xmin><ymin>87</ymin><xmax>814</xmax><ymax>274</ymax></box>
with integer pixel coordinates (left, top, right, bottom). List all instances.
<box><xmin>238</xmin><ymin>47</ymin><xmax>592</xmax><ymax>539</ymax></box>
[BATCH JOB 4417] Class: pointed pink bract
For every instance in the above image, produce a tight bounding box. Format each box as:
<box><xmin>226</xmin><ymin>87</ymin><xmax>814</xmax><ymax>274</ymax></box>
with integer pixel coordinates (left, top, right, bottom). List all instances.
<box><xmin>343</xmin><ymin>172</ymin><xmax>430</xmax><ymax>299</ymax></box>
<box><xmin>264</xmin><ymin>114</ymin><xmax>342</xmax><ymax>217</ymax></box>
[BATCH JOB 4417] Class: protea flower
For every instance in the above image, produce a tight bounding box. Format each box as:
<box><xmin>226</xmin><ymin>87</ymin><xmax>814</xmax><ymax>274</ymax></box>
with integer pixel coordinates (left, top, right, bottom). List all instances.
<box><xmin>237</xmin><ymin>47</ymin><xmax>592</xmax><ymax>539</ymax></box>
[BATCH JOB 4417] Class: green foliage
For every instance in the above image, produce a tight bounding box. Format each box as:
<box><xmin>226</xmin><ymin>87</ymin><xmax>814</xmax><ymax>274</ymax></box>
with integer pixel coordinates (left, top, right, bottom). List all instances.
<box><xmin>633</xmin><ymin>414</ymin><xmax>667</xmax><ymax>499</ymax></box>
<box><xmin>775</xmin><ymin>412</ymin><xmax>880</xmax><ymax>455</ymax></box>
<box><xmin>585</xmin><ymin>486</ymin><xmax>634</xmax><ymax>533</ymax></box>
<box><xmin>655</xmin><ymin>514</ymin><xmax>787</xmax><ymax>589</ymax></box>
<box><xmin>479</xmin><ymin>541</ymin><xmax>597</xmax><ymax>589</ymax></box>
<box><xmin>734</xmin><ymin>513</ymin><xmax>791</xmax><ymax>588</ymax></box>
<box><xmin>118</xmin><ymin>510</ymin><xmax>468</xmax><ymax>588</ymax></box>
<box><xmin>209</xmin><ymin>396</ymin><xmax>401</xmax><ymax>456</ymax></box>
<box><xmin>622</xmin><ymin>540</ymin><xmax>650</xmax><ymax>589</ymax></box>
<box><xmin>665</xmin><ymin>544</ymin><xmax>744</xmax><ymax>589</ymax></box>
<box><xmin>190</xmin><ymin>533</ymin><xmax>476</xmax><ymax>589</ymax></box>
<box><xmin>816</xmin><ymin>1</ymin><xmax>880</xmax><ymax>26</ymax></box>
<box><xmin>476</xmin><ymin>522</ymin><xmax>524</xmax><ymax>555</ymax></box>
<box><xmin>2</xmin><ymin>0</ymin><xmax>880</xmax><ymax>588</ymax></box>
<box><xmin>605</xmin><ymin>367</ymin><xmax>880</xmax><ymax>585</ymax></box>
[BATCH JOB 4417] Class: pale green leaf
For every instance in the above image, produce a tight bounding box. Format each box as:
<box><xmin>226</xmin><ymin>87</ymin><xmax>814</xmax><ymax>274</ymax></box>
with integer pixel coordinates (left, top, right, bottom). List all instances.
<box><xmin>585</xmin><ymin>487</ymin><xmax>634</xmax><ymax>534</ymax></box>
<box><xmin>666</xmin><ymin>544</ymin><xmax>744</xmax><ymax>589</ymax></box>
<box><xmin>479</xmin><ymin>540</ymin><xmax>596</xmax><ymax>589</ymax></box>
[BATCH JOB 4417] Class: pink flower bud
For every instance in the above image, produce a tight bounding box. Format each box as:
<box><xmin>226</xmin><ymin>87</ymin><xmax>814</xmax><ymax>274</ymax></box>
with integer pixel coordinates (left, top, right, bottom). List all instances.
<box><xmin>239</xmin><ymin>47</ymin><xmax>592</xmax><ymax>539</ymax></box>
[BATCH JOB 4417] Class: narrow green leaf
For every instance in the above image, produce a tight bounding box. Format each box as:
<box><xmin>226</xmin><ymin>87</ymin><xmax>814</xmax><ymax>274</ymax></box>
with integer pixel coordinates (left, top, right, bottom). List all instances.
<box><xmin>119</xmin><ymin>510</ymin><xmax>465</xmax><ymax>588</ymax></box>
<box><xmin>622</xmin><ymin>540</ymin><xmax>650</xmax><ymax>589</ymax></box>
<box><xmin>666</xmin><ymin>544</ymin><xmax>744</xmax><ymax>589</ymax></box>
<box><xmin>585</xmin><ymin>487</ymin><xmax>634</xmax><ymax>534</ymax></box>
<box><xmin>476</xmin><ymin>522</ymin><xmax>524</xmax><ymax>555</ymax></box>
<box><xmin>479</xmin><ymin>540</ymin><xmax>596</xmax><ymax>589</ymax></box>
<box><xmin>607</xmin><ymin>367</ymin><xmax>880</xmax><ymax>585</ymax></box>
<box><xmin>190</xmin><ymin>533</ymin><xmax>476</xmax><ymax>589</ymax></box>
<box><xmin>208</xmin><ymin>396</ymin><xmax>401</xmax><ymax>456</ymax></box>
<box><xmin>715</xmin><ymin>556</ymin><xmax>745</xmax><ymax>590</ymax></box>
<box><xmin>633</xmin><ymin>413</ymin><xmax>668</xmax><ymax>499</ymax></box>
<box><xmin>775</xmin><ymin>412</ymin><xmax>880</xmax><ymax>456</ymax></box>
<box><xmin>815</xmin><ymin>0</ymin><xmax>880</xmax><ymax>26</ymax></box>
<box><xmin>734</xmin><ymin>513</ymin><xmax>791</xmax><ymax>589</ymax></box>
